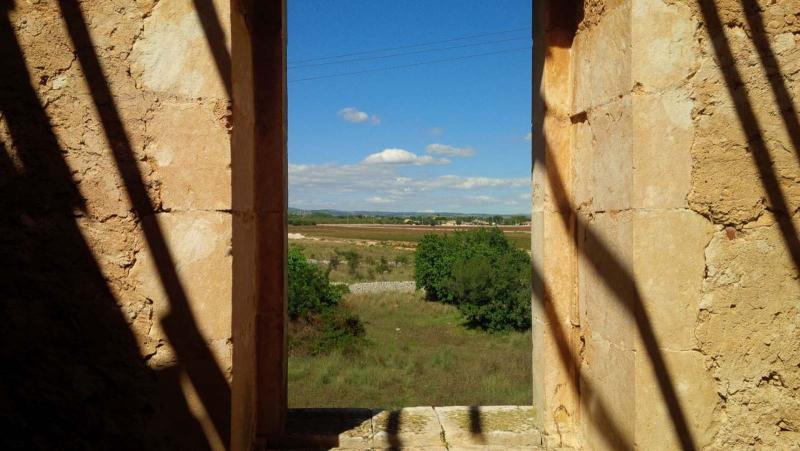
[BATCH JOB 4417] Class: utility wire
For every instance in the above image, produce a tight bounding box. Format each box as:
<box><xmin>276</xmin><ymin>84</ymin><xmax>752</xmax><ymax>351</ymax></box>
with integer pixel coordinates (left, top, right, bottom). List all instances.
<box><xmin>288</xmin><ymin>46</ymin><xmax>530</xmax><ymax>83</ymax></box>
<box><xmin>289</xmin><ymin>36</ymin><xmax>530</xmax><ymax>69</ymax></box>
<box><xmin>288</xmin><ymin>26</ymin><xmax>531</xmax><ymax>64</ymax></box>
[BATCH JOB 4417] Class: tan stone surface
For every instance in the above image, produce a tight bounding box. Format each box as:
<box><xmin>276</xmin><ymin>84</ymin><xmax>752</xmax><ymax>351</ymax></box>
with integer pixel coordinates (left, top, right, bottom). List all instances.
<box><xmin>578</xmin><ymin>210</ymin><xmax>635</xmax><ymax>351</ymax></box>
<box><xmin>572</xmin><ymin>0</ymin><xmax>632</xmax><ymax>112</ymax></box>
<box><xmin>130</xmin><ymin>212</ymin><xmax>232</xmax><ymax>361</ymax></box>
<box><xmin>435</xmin><ymin>406</ymin><xmax>541</xmax><ymax>448</ymax></box>
<box><xmin>632</xmin><ymin>210</ymin><xmax>714</xmax><ymax>350</ymax></box>
<box><xmin>632</xmin><ymin>0</ymin><xmax>696</xmax><ymax>90</ymax></box>
<box><xmin>634</xmin><ymin>347</ymin><xmax>718</xmax><ymax>451</ymax></box>
<box><xmin>130</xmin><ymin>0</ymin><xmax>230</xmax><ymax>99</ymax></box>
<box><xmin>574</xmin><ymin>96</ymin><xmax>632</xmax><ymax>212</ymax></box>
<box><xmin>631</xmin><ymin>88</ymin><xmax>694</xmax><ymax>209</ymax></box>
<box><xmin>146</xmin><ymin>100</ymin><xmax>231</xmax><ymax>211</ymax></box>
<box><xmin>283</xmin><ymin>408</ymin><xmax>373</xmax><ymax>449</ymax></box>
<box><xmin>371</xmin><ymin>407</ymin><xmax>446</xmax><ymax>449</ymax></box>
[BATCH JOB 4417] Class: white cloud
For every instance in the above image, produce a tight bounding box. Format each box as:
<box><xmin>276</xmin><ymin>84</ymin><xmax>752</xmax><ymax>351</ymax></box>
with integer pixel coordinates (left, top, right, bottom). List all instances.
<box><xmin>338</xmin><ymin>107</ymin><xmax>380</xmax><ymax>125</ymax></box>
<box><xmin>367</xmin><ymin>196</ymin><xmax>393</xmax><ymax>204</ymax></box>
<box><xmin>289</xmin><ymin>159</ymin><xmax>529</xmax><ymax>214</ymax></box>
<box><xmin>523</xmin><ymin>132</ymin><xmax>532</xmax><ymax>141</ymax></box>
<box><xmin>425</xmin><ymin>143</ymin><xmax>475</xmax><ymax>157</ymax></box>
<box><xmin>363</xmin><ymin>148</ymin><xmax>450</xmax><ymax>166</ymax></box>
<box><xmin>429</xmin><ymin>175</ymin><xmax>528</xmax><ymax>190</ymax></box>
<box><xmin>428</xmin><ymin>127</ymin><xmax>443</xmax><ymax>136</ymax></box>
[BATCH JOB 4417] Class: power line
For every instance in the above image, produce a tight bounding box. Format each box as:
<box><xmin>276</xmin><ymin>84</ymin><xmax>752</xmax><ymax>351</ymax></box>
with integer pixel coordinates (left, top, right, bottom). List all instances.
<box><xmin>289</xmin><ymin>36</ymin><xmax>530</xmax><ymax>69</ymax></box>
<box><xmin>288</xmin><ymin>46</ymin><xmax>530</xmax><ymax>83</ymax></box>
<box><xmin>288</xmin><ymin>26</ymin><xmax>531</xmax><ymax>64</ymax></box>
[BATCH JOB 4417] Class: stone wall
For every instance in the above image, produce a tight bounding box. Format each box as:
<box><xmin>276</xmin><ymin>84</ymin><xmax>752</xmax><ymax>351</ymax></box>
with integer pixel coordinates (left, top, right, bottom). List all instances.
<box><xmin>0</xmin><ymin>0</ymin><xmax>232</xmax><ymax>449</ymax></box>
<box><xmin>535</xmin><ymin>0</ymin><xmax>799</xmax><ymax>449</ymax></box>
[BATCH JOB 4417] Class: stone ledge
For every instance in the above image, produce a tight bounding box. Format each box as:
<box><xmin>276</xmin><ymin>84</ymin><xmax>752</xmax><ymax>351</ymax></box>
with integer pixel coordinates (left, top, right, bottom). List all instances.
<box><xmin>271</xmin><ymin>406</ymin><xmax>556</xmax><ymax>450</ymax></box>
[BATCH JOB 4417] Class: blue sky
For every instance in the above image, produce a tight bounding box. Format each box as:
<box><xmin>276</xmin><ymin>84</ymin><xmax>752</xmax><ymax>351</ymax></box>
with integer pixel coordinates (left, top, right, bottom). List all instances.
<box><xmin>288</xmin><ymin>0</ymin><xmax>532</xmax><ymax>214</ymax></box>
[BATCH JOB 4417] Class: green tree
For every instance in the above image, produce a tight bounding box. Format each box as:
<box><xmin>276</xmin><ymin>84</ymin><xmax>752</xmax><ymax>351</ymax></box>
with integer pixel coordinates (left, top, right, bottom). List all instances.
<box><xmin>414</xmin><ymin>228</ymin><xmax>531</xmax><ymax>331</ymax></box>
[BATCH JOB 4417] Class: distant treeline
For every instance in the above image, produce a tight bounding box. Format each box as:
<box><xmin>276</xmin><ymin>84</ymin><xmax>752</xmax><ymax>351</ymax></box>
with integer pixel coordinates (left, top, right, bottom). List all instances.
<box><xmin>289</xmin><ymin>212</ymin><xmax>530</xmax><ymax>227</ymax></box>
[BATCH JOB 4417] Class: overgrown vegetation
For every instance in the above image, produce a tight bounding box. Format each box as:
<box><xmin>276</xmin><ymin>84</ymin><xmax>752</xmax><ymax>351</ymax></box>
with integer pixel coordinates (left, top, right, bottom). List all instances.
<box><xmin>288</xmin><ymin>248</ymin><xmax>365</xmax><ymax>355</ymax></box>
<box><xmin>290</xmin><ymin>240</ymin><xmax>415</xmax><ymax>283</ymax></box>
<box><xmin>415</xmin><ymin>228</ymin><xmax>531</xmax><ymax>331</ymax></box>
<box><xmin>289</xmin><ymin>292</ymin><xmax>531</xmax><ymax>409</ymax></box>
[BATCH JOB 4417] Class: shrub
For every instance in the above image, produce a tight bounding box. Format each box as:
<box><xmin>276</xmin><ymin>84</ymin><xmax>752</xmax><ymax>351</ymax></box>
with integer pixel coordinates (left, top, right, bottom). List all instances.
<box><xmin>376</xmin><ymin>256</ymin><xmax>391</xmax><ymax>274</ymax></box>
<box><xmin>288</xmin><ymin>248</ymin><xmax>347</xmax><ymax>319</ymax></box>
<box><xmin>335</xmin><ymin>249</ymin><xmax>361</xmax><ymax>276</ymax></box>
<box><xmin>288</xmin><ymin>248</ymin><xmax>365</xmax><ymax>354</ymax></box>
<box><xmin>414</xmin><ymin>228</ymin><xmax>531</xmax><ymax>331</ymax></box>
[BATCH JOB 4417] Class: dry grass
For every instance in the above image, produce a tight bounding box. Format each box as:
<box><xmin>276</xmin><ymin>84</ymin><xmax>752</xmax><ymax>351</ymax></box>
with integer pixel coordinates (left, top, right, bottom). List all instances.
<box><xmin>288</xmin><ymin>291</ymin><xmax>532</xmax><ymax>409</ymax></box>
<box><xmin>289</xmin><ymin>239</ymin><xmax>415</xmax><ymax>283</ymax></box>
<box><xmin>289</xmin><ymin>225</ymin><xmax>531</xmax><ymax>250</ymax></box>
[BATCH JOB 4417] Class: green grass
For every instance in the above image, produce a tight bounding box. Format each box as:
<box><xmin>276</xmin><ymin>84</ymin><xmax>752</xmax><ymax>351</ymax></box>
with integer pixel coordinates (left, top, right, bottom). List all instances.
<box><xmin>288</xmin><ymin>291</ymin><xmax>532</xmax><ymax>409</ymax></box>
<box><xmin>290</xmin><ymin>240</ymin><xmax>415</xmax><ymax>283</ymax></box>
<box><xmin>289</xmin><ymin>225</ymin><xmax>531</xmax><ymax>250</ymax></box>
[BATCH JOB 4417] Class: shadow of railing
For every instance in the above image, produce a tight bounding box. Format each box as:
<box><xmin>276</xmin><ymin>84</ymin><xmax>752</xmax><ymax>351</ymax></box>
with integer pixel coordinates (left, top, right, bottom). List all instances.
<box><xmin>49</xmin><ymin>0</ymin><xmax>230</xmax><ymax>446</ymax></box>
<box><xmin>697</xmin><ymin>0</ymin><xmax>800</xmax><ymax>271</ymax></box>
<box><xmin>192</xmin><ymin>0</ymin><xmax>231</xmax><ymax>97</ymax></box>
<box><xmin>532</xmin><ymin>3</ymin><xmax>696</xmax><ymax>449</ymax></box>
<box><xmin>534</xmin><ymin>1</ymin><xmax>800</xmax><ymax>449</ymax></box>
<box><xmin>468</xmin><ymin>405</ymin><xmax>485</xmax><ymax>442</ymax></box>
<box><xmin>0</xmin><ymin>0</ymin><xmax>219</xmax><ymax>448</ymax></box>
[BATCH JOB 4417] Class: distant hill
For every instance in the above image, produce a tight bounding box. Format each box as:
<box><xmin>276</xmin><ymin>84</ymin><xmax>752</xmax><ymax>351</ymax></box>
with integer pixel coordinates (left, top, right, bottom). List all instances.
<box><xmin>288</xmin><ymin>207</ymin><xmax>529</xmax><ymax>218</ymax></box>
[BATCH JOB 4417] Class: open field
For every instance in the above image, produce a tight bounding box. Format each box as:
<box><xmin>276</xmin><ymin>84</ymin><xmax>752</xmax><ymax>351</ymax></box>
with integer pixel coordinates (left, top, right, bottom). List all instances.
<box><xmin>289</xmin><ymin>224</ymin><xmax>531</xmax><ymax>250</ymax></box>
<box><xmin>288</xmin><ymin>291</ymin><xmax>532</xmax><ymax>409</ymax></box>
<box><xmin>289</xmin><ymin>239</ymin><xmax>415</xmax><ymax>283</ymax></box>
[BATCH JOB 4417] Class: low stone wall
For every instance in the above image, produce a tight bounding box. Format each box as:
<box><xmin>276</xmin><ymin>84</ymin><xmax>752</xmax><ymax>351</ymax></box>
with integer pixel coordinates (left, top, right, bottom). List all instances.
<box><xmin>346</xmin><ymin>281</ymin><xmax>418</xmax><ymax>294</ymax></box>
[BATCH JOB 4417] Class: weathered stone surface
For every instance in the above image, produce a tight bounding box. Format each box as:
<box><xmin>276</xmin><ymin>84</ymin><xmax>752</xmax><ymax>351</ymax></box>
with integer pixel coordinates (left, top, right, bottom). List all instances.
<box><xmin>129</xmin><ymin>211</ymin><xmax>232</xmax><ymax>361</ymax></box>
<box><xmin>578</xmin><ymin>210</ymin><xmax>635</xmax><ymax>351</ymax></box>
<box><xmin>436</xmin><ymin>406</ymin><xmax>541</xmax><ymax>448</ymax></box>
<box><xmin>572</xmin><ymin>0</ymin><xmax>632</xmax><ymax>112</ymax></box>
<box><xmin>130</xmin><ymin>0</ymin><xmax>230</xmax><ymax>99</ymax></box>
<box><xmin>146</xmin><ymin>100</ymin><xmax>231</xmax><ymax>211</ymax></box>
<box><xmin>632</xmin><ymin>88</ymin><xmax>694</xmax><ymax>209</ymax></box>
<box><xmin>574</xmin><ymin>96</ymin><xmax>632</xmax><ymax>212</ymax></box>
<box><xmin>371</xmin><ymin>407</ymin><xmax>446</xmax><ymax>449</ymax></box>
<box><xmin>632</xmin><ymin>0</ymin><xmax>696</xmax><ymax>90</ymax></box>
<box><xmin>283</xmin><ymin>408</ymin><xmax>373</xmax><ymax>449</ymax></box>
<box><xmin>632</xmin><ymin>210</ymin><xmax>714</xmax><ymax>350</ymax></box>
<box><xmin>634</xmin><ymin>346</ymin><xmax>718</xmax><ymax>451</ymax></box>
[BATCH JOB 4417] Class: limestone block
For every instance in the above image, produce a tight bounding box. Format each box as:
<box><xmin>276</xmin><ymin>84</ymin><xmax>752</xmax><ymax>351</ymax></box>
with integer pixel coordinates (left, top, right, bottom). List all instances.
<box><xmin>542</xmin><ymin>34</ymin><xmax>573</xmax><ymax>118</ymax></box>
<box><xmin>572</xmin><ymin>0</ymin><xmax>632</xmax><ymax>112</ymax></box>
<box><xmin>534</xmin><ymin>114</ymin><xmax>572</xmax><ymax>214</ymax></box>
<box><xmin>574</xmin><ymin>96</ymin><xmax>632</xmax><ymax>212</ymax></box>
<box><xmin>129</xmin><ymin>211</ymin><xmax>232</xmax><ymax>347</ymax></box>
<box><xmin>580</xmin><ymin>335</ymin><xmax>635</xmax><ymax>451</ymax></box>
<box><xmin>130</xmin><ymin>0</ymin><xmax>230</xmax><ymax>99</ymax></box>
<box><xmin>435</xmin><ymin>406</ymin><xmax>541</xmax><ymax>448</ymax></box>
<box><xmin>533</xmin><ymin>211</ymin><xmax>578</xmax><ymax>325</ymax></box>
<box><xmin>578</xmin><ymin>210</ymin><xmax>635</xmax><ymax>351</ymax></box>
<box><xmin>530</xmin><ymin>317</ymin><xmax>580</xmax><ymax>447</ymax></box>
<box><xmin>632</xmin><ymin>210</ymin><xmax>714</xmax><ymax>350</ymax></box>
<box><xmin>147</xmin><ymin>100</ymin><xmax>231</xmax><ymax>211</ymax></box>
<box><xmin>283</xmin><ymin>408</ymin><xmax>373</xmax><ymax>449</ymax></box>
<box><xmin>634</xmin><ymin>347</ymin><xmax>718</xmax><ymax>451</ymax></box>
<box><xmin>632</xmin><ymin>0</ymin><xmax>696</xmax><ymax>90</ymax></box>
<box><xmin>371</xmin><ymin>407</ymin><xmax>446</xmax><ymax>449</ymax></box>
<box><xmin>632</xmin><ymin>89</ymin><xmax>694</xmax><ymax>209</ymax></box>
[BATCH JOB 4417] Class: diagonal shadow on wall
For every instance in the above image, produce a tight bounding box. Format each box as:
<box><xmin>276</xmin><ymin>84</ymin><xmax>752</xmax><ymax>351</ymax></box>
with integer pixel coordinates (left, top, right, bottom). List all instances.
<box><xmin>696</xmin><ymin>0</ymin><xmax>800</xmax><ymax>272</ymax></box>
<box><xmin>532</xmin><ymin>2</ymin><xmax>697</xmax><ymax>449</ymax></box>
<box><xmin>192</xmin><ymin>0</ymin><xmax>232</xmax><ymax>97</ymax></box>
<box><xmin>535</xmin><ymin>1</ymin><xmax>800</xmax><ymax>450</ymax></box>
<box><xmin>55</xmin><ymin>0</ymin><xmax>232</xmax><ymax>447</ymax></box>
<box><xmin>0</xmin><ymin>0</ymin><xmax>221</xmax><ymax>449</ymax></box>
